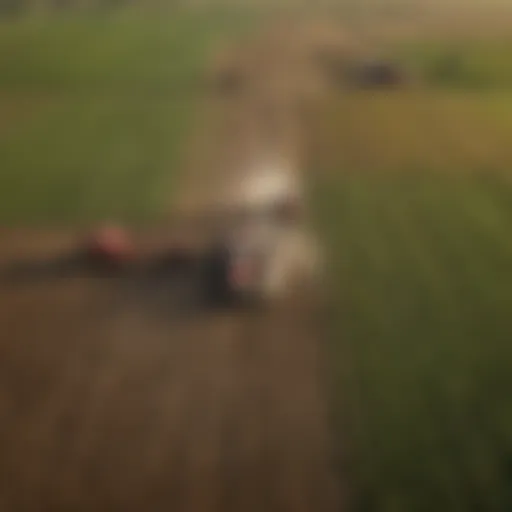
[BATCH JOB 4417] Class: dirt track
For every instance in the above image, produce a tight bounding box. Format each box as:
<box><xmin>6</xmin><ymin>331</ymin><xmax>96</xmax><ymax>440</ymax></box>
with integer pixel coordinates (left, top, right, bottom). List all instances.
<box><xmin>0</xmin><ymin>21</ymin><xmax>343</xmax><ymax>512</ymax></box>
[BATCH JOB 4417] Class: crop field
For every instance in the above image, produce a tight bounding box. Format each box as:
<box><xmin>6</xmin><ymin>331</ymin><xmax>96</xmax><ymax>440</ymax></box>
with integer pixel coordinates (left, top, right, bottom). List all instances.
<box><xmin>0</xmin><ymin>9</ymin><xmax>257</xmax><ymax>224</ymax></box>
<box><xmin>310</xmin><ymin>39</ymin><xmax>512</xmax><ymax>512</ymax></box>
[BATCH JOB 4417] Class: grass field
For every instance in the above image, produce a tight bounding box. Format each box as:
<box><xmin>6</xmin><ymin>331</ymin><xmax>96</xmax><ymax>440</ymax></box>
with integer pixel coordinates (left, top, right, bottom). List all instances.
<box><xmin>310</xmin><ymin>50</ymin><xmax>512</xmax><ymax>510</ymax></box>
<box><xmin>0</xmin><ymin>9</ymin><xmax>257</xmax><ymax>225</ymax></box>
<box><xmin>394</xmin><ymin>39</ymin><xmax>512</xmax><ymax>90</ymax></box>
<box><xmin>314</xmin><ymin>171</ymin><xmax>512</xmax><ymax>512</ymax></box>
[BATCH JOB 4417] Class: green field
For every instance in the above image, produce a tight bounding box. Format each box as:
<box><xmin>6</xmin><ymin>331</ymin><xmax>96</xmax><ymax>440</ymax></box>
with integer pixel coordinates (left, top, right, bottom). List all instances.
<box><xmin>0</xmin><ymin>9</ymin><xmax>256</xmax><ymax>224</ymax></box>
<box><xmin>396</xmin><ymin>40</ymin><xmax>512</xmax><ymax>90</ymax></box>
<box><xmin>314</xmin><ymin>170</ymin><xmax>512</xmax><ymax>512</ymax></box>
<box><xmin>310</xmin><ymin>70</ymin><xmax>512</xmax><ymax>511</ymax></box>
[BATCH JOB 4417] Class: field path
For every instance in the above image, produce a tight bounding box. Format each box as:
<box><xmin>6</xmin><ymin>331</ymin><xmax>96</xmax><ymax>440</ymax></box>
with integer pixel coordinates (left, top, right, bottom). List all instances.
<box><xmin>0</xmin><ymin>20</ymin><xmax>342</xmax><ymax>512</ymax></box>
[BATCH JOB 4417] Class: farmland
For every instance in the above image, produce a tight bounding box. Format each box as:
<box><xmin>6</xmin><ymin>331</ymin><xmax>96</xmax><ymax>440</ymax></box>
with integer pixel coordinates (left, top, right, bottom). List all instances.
<box><xmin>1</xmin><ymin>4</ymin><xmax>512</xmax><ymax>512</ymax></box>
<box><xmin>309</xmin><ymin>45</ymin><xmax>512</xmax><ymax>511</ymax></box>
<box><xmin>0</xmin><ymin>9</ymin><xmax>257</xmax><ymax>224</ymax></box>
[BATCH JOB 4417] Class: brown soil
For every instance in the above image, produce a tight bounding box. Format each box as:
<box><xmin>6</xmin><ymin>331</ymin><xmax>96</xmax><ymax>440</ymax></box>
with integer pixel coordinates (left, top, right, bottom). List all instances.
<box><xmin>0</xmin><ymin>19</ymin><xmax>344</xmax><ymax>512</ymax></box>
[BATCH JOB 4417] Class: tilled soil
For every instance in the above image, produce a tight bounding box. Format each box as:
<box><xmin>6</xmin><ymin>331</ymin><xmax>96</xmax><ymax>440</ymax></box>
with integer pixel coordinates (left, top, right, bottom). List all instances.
<box><xmin>0</xmin><ymin>19</ymin><xmax>343</xmax><ymax>512</ymax></box>
<box><xmin>0</xmin><ymin>233</ymin><xmax>340</xmax><ymax>512</ymax></box>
